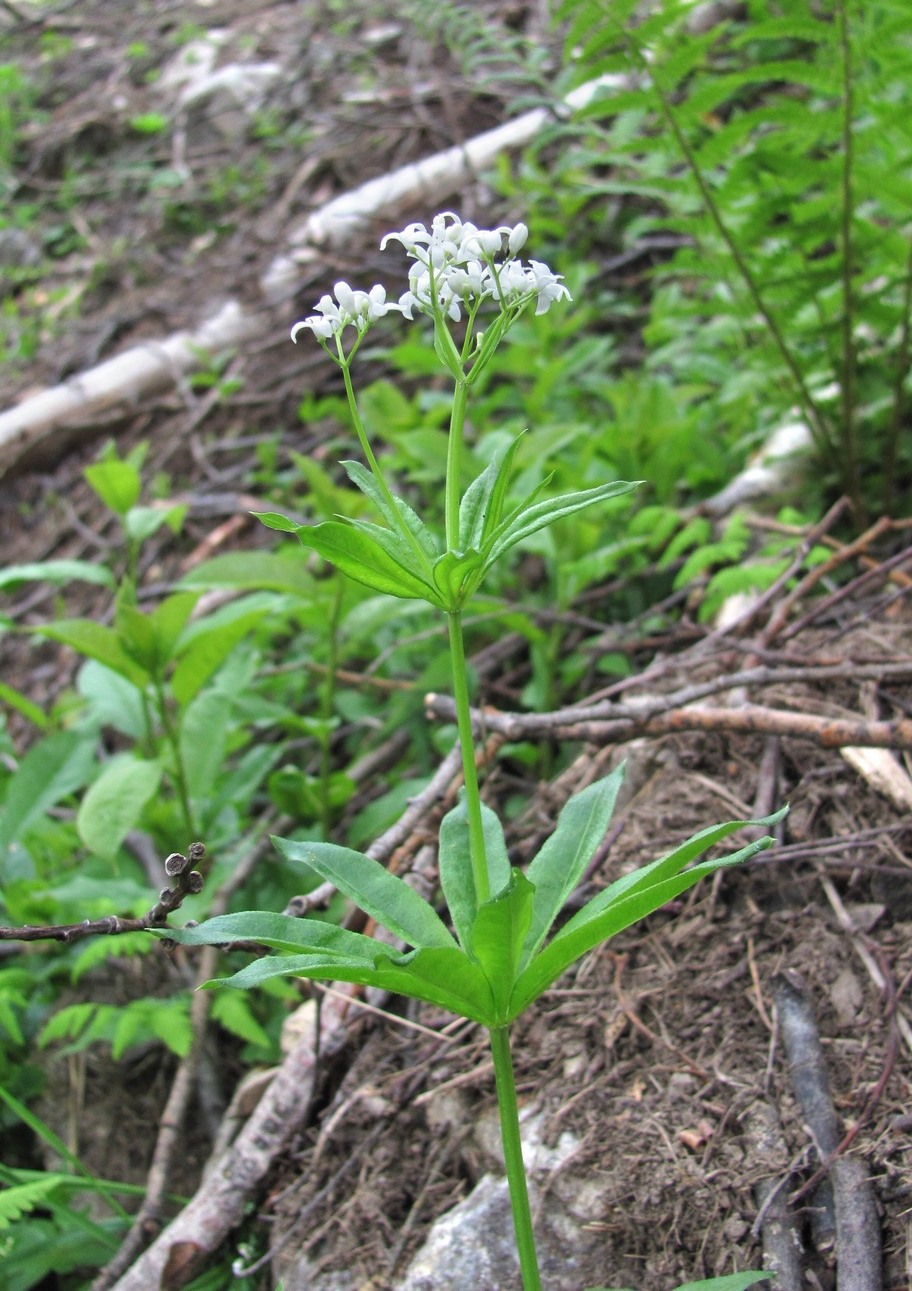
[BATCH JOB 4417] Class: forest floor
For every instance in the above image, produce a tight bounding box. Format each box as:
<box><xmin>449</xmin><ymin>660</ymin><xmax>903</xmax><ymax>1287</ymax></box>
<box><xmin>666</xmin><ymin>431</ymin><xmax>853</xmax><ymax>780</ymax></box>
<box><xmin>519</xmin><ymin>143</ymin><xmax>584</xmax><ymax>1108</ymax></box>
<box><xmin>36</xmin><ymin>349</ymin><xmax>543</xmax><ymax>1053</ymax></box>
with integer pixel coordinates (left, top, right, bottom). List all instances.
<box><xmin>1</xmin><ymin>2</ymin><xmax>910</xmax><ymax>1289</ymax></box>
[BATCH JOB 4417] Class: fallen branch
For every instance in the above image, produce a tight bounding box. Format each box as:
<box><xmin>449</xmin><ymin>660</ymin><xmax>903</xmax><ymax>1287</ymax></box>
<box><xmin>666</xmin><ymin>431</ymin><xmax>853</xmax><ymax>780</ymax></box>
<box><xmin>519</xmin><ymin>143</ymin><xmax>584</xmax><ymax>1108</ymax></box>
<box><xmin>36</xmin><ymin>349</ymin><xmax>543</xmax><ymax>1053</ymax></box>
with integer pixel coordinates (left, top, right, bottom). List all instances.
<box><xmin>742</xmin><ymin>1101</ymin><xmax>804</xmax><ymax>1291</ymax></box>
<box><xmin>0</xmin><ymin>843</ymin><xmax>206</xmax><ymax>942</ymax></box>
<box><xmin>110</xmin><ymin>986</ymin><xmax>355</xmax><ymax>1291</ymax></box>
<box><xmin>425</xmin><ymin>693</ymin><xmax>912</xmax><ymax>751</ymax></box>
<box><xmin>773</xmin><ymin>971</ymin><xmax>883</xmax><ymax>1291</ymax></box>
<box><xmin>0</xmin><ymin>76</ymin><xmax>621</xmax><ymax>477</ymax></box>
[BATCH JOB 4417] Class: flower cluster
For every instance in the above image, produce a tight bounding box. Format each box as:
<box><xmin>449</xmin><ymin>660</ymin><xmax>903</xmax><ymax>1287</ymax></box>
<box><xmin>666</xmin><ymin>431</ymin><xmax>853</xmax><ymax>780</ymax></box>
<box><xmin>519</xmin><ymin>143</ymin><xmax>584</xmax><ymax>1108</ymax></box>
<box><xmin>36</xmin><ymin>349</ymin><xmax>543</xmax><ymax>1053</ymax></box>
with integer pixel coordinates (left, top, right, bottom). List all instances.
<box><xmin>386</xmin><ymin>212</ymin><xmax>570</xmax><ymax>324</ymax></box>
<box><xmin>290</xmin><ymin>282</ymin><xmax>394</xmax><ymax>343</ymax></box>
<box><xmin>290</xmin><ymin>211</ymin><xmax>570</xmax><ymax>346</ymax></box>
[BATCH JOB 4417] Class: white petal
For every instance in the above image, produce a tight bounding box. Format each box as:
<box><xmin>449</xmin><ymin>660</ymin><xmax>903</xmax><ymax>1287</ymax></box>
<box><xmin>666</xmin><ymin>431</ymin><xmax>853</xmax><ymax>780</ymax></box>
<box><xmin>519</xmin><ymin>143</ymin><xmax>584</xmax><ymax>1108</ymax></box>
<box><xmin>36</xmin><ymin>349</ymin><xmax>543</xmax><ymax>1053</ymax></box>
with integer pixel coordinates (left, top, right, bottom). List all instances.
<box><xmin>508</xmin><ymin>223</ymin><xmax>528</xmax><ymax>254</ymax></box>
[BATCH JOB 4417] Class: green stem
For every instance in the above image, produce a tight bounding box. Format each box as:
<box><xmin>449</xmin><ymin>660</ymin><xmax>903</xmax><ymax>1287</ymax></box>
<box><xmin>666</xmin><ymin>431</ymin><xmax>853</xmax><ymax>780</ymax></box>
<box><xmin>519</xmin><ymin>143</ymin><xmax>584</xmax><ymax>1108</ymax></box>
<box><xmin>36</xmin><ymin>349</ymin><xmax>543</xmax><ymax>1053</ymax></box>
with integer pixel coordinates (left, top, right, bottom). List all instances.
<box><xmin>155</xmin><ymin>684</ymin><xmax>197</xmax><ymax>841</ymax></box>
<box><xmin>317</xmin><ymin>578</ymin><xmax>344</xmax><ymax>840</ymax></box>
<box><xmin>489</xmin><ymin>1026</ymin><xmax>542</xmax><ymax>1291</ymax></box>
<box><xmin>446</xmin><ymin>611</ymin><xmax>490</xmax><ymax>907</ymax></box>
<box><xmin>445</xmin><ymin>380</ymin><xmax>469</xmax><ymax>551</ymax></box>
<box><xmin>622</xmin><ymin>26</ymin><xmax>836</xmax><ymax>472</ymax></box>
<box><xmin>837</xmin><ymin>0</ymin><xmax>861</xmax><ymax>517</ymax></box>
<box><xmin>339</xmin><ymin>356</ymin><xmax>435</xmax><ymax>578</ymax></box>
<box><xmin>884</xmin><ymin>236</ymin><xmax>912</xmax><ymax>515</ymax></box>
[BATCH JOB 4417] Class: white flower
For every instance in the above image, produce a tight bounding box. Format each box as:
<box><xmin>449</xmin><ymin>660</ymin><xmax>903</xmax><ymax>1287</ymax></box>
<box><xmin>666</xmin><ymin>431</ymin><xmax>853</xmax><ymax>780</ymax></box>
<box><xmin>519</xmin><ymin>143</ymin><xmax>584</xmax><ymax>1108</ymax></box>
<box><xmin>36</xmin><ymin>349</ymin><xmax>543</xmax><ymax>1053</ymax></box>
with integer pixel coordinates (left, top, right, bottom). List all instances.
<box><xmin>525</xmin><ymin>259</ymin><xmax>572</xmax><ymax>315</ymax></box>
<box><xmin>380</xmin><ymin>213</ymin><xmax>570</xmax><ymax>323</ymax></box>
<box><xmin>291</xmin><ymin>282</ymin><xmax>394</xmax><ymax>342</ymax></box>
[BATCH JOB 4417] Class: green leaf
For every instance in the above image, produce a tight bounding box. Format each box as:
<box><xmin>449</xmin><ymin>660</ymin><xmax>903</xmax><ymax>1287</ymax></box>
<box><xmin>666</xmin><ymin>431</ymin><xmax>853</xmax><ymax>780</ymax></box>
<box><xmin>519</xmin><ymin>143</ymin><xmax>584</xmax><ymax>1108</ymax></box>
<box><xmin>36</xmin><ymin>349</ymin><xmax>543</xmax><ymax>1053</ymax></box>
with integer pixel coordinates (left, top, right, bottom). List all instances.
<box><xmin>341</xmin><ymin>460</ymin><xmax>439</xmax><ymax>561</ymax></box>
<box><xmin>31</xmin><ymin>620</ymin><xmax>149</xmax><ymax>687</ymax></box>
<box><xmin>438</xmin><ymin>797</ymin><xmax>511</xmax><ymax>952</ymax></box>
<box><xmin>457</xmin><ymin>436</ymin><xmax>523</xmax><ymax>552</ymax></box>
<box><xmin>272</xmin><ymin>836</ymin><xmax>458</xmax><ymax>951</ymax></box>
<box><xmin>578</xmin><ymin>808</ymin><xmax>789</xmax><ymax>923</ymax></box>
<box><xmin>298</xmin><ymin>521</ymin><xmax>440</xmax><ymax>602</ymax></box>
<box><xmin>370</xmin><ymin>945</ymin><xmax>494</xmax><ymax>1022</ymax></box>
<box><xmin>115</xmin><ymin>592</ymin><xmax>197</xmax><ymax>675</ymax></box>
<box><xmin>210</xmin><ymin>991</ymin><xmax>271</xmax><ymax>1049</ymax></box>
<box><xmin>84</xmin><ymin>459</ymin><xmax>141</xmax><ymax>517</ymax></box>
<box><xmin>211</xmin><ymin>946</ymin><xmax>494</xmax><ymax>1023</ymax></box>
<box><xmin>0</xmin><ymin>560</ymin><xmax>115</xmax><ymax>592</ymax></box>
<box><xmin>179</xmin><ymin>687</ymin><xmax>231</xmax><ymax>808</ymax></box>
<box><xmin>0</xmin><ymin>732</ymin><xmax>96</xmax><ymax>864</ymax></box>
<box><xmin>76</xmin><ymin>756</ymin><xmax>163</xmax><ymax>861</ymax></box>
<box><xmin>254</xmin><ymin>510</ymin><xmax>301</xmax><ymax>533</ymax></box>
<box><xmin>0</xmin><ymin>682</ymin><xmax>47</xmax><ymax>730</ymax></box>
<box><xmin>470</xmin><ymin>871</ymin><xmax>535</xmax><ymax>1020</ymax></box>
<box><xmin>431</xmin><ymin>548</ymin><xmax>485</xmax><ymax>608</ymax></box>
<box><xmin>162</xmin><ymin>910</ymin><xmax>379</xmax><ymax>962</ymax></box>
<box><xmin>0</xmin><ymin>1178</ymin><xmax>66</xmax><ymax>1230</ymax></box>
<box><xmin>522</xmin><ymin>765</ymin><xmax>626</xmax><ymax>967</ymax></box>
<box><xmin>485</xmin><ymin>479</ymin><xmax>641</xmax><ymax>569</ymax></box>
<box><xmin>77</xmin><ymin>662</ymin><xmax>146</xmax><ymax>740</ymax></box>
<box><xmin>511</xmin><ymin>823</ymin><xmax>784</xmax><ymax>1018</ymax></box>
<box><xmin>179</xmin><ymin>551</ymin><xmax>315</xmax><ymax>597</ymax></box>
<box><xmin>125</xmin><ymin>503</ymin><xmax>186</xmax><ymax>544</ymax></box>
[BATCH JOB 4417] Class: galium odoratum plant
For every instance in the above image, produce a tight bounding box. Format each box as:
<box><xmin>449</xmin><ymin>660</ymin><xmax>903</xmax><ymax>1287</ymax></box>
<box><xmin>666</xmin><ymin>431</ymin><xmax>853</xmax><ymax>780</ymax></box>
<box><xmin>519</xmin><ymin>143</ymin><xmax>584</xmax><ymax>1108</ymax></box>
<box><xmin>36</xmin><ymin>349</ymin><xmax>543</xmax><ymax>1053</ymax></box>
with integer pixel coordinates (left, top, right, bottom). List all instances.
<box><xmin>163</xmin><ymin>212</ymin><xmax>783</xmax><ymax>1291</ymax></box>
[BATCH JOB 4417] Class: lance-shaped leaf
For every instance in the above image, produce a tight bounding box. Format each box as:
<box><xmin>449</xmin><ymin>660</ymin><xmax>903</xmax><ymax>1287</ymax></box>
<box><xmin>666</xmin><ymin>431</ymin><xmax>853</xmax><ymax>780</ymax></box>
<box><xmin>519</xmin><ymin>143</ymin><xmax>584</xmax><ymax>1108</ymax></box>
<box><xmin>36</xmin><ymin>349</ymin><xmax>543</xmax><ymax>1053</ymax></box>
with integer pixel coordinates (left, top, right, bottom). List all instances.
<box><xmin>160</xmin><ymin>910</ymin><xmax>380</xmax><ymax>961</ymax></box>
<box><xmin>341</xmin><ymin>460</ymin><xmax>439</xmax><ymax>563</ymax></box>
<box><xmin>370</xmin><ymin>946</ymin><xmax>494</xmax><ymax>1024</ymax></box>
<box><xmin>297</xmin><ymin>521</ymin><xmax>440</xmax><ymax>602</ymax></box>
<box><xmin>509</xmin><ymin>828</ymin><xmax>782</xmax><ymax>1018</ymax></box>
<box><xmin>484</xmin><ymin>479</ymin><xmax>641</xmax><ymax>570</ymax></box>
<box><xmin>208</xmin><ymin>946</ymin><xmax>495</xmax><ymax>1025</ymax></box>
<box><xmin>457</xmin><ymin>436</ymin><xmax>523</xmax><ymax>553</ymax></box>
<box><xmin>471</xmin><ymin>870</ymin><xmax>535</xmax><ymax>1022</ymax></box>
<box><xmin>521</xmin><ymin>764</ymin><xmax>626</xmax><ymax>968</ymax></box>
<box><xmin>273</xmin><ymin>836</ymin><xmax>458</xmax><ymax>951</ymax></box>
<box><xmin>253</xmin><ymin>510</ymin><xmax>301</xmax><ymax>533</ymax></box>
<box><xmin>438</xmin><ymin>797</ymin><xmax>511</xmax><ymax>952</ymax></box>
<box><xmin>570</xmin><ymin>808</ymin><xmax>788</xmax><ymax>927</ymax></box>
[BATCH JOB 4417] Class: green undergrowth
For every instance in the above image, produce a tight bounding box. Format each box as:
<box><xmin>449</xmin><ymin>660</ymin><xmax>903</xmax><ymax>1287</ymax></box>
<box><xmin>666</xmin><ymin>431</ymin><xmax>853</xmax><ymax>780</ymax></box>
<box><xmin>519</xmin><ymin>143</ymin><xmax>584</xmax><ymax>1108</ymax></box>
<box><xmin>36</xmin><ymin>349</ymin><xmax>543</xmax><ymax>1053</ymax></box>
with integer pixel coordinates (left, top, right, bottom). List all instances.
<box><xmin>0</xmin><ymin>0</ymin><xmax>909</xmax><ymax>1285</ymax></box>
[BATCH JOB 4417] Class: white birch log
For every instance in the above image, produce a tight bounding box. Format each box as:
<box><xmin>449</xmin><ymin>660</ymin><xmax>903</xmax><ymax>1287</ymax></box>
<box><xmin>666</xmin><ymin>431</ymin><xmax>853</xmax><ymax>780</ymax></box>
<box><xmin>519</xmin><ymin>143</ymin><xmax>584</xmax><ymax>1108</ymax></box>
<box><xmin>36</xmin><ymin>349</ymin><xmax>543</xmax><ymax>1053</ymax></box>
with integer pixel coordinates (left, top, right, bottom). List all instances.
<box><xmin>0</xmin><ymin>76</ymin><xmax>622</xmax><ymax>478</ymax></box>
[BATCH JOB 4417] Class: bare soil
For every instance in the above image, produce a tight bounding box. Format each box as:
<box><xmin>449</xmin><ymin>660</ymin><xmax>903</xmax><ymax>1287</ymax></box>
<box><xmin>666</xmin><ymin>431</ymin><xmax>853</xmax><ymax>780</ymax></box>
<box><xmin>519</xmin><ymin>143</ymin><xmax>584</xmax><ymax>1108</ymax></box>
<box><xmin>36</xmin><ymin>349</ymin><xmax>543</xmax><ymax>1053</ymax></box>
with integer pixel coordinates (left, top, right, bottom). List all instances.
<box><xmin>1</xmin><ymin>3</ymin><xmax>910</xmax><ymax>1290</ymax></box>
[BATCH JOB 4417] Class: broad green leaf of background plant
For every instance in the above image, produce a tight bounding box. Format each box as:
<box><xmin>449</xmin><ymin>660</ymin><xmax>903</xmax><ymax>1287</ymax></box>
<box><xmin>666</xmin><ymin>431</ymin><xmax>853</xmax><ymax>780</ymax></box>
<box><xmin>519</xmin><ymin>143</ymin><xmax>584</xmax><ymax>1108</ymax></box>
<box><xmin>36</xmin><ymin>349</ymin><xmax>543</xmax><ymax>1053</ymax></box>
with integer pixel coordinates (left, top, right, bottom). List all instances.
<box><xmin>84</xmin><ymin>458</ymin><xmax>141</xmax><ymax>517</ymax></box>
<box><xmin>76</xmin><ymin>755</ymin><xmax>163</xmax><ymax>861</ymax></box>
<box><xmin>31</xmin><ymin>620</ymin><xmax>149</xmax><ymax>688</ymax></box>
<box><xmin>0</xmin><ymin>560</ymin><xmax>115</xmax><ymax>592</ymax></box>
<box><xmin>0</xmin><ymin>731</ymin><xmax>97</xmax><ymax>875</ymax></box>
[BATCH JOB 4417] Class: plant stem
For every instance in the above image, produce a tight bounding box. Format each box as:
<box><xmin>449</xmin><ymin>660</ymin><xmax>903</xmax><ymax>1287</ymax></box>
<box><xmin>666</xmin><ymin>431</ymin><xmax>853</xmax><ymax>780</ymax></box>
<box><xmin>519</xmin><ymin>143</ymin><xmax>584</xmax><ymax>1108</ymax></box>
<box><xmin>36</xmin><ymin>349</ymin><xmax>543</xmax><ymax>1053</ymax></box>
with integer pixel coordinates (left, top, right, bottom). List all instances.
<box><xmin>884</xmin><ymin>237</ymin><xmax>912</xmax><ymax>515</ymax></box>
<box><xmin>622</xmin><ymin>25</ymin><xmax>836</xmax><ymax>473</ymax></box>
<box><xmin>489</xmin><ymin>1026</ymin><xmax>542</xmax><ymax>1291</ymax></box>
<box><xmin>445</xmin><ymin>380</ymin><xmax>469</xmax><ymax>550</ymax></box>
<box><xmin>317</xmin><ymin>578</ymin><xmax>344</xmax><ymax>840</ymax></box>
<box><xmin>339</xmin><ymin>357</ymin><xmax>435</xmax><ymax>577</ymax></box>
<box><xmin>837</xmin><ymin>0</ymin><xmax>861</xmax><ymax>518</ymax></box>
<box><xmin>154</xmin><ymin>684</ymin><xmax>197</xmax><ymax>841</ymax></box>
<box><xmin>447</xmin><ymin>610</ymin><xmax>490</xmax><ymax>907</ymax></box>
